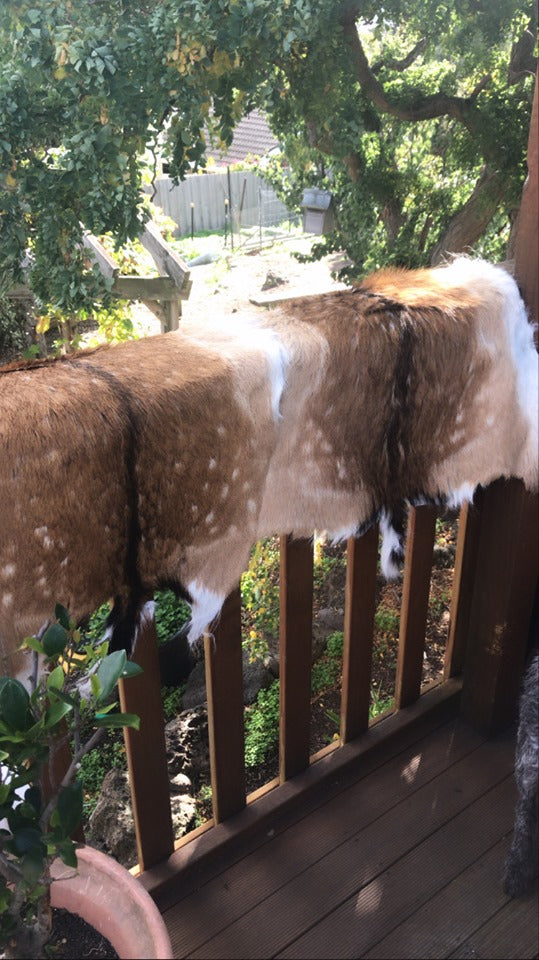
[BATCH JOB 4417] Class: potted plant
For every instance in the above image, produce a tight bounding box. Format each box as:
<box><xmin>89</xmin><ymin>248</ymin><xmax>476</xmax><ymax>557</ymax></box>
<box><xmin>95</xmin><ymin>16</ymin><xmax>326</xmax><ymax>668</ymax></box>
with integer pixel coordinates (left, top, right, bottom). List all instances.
<box><xmin>0</xmin><ymin>605</ymin><xmax>173</xmax><ymax>959</ymax></box>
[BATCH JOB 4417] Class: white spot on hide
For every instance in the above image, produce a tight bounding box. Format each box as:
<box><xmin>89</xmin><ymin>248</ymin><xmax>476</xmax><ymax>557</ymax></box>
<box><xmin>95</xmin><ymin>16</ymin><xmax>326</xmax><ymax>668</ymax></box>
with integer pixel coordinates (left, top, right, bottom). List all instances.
<box><xmin>2</xmin><ymin>594</ymin><xmax>13</xmax><ymax>609</ymax></box>
<box><xmin>0</xmin><ymin>564</ymin><xmax>16</xmax><ymax>580</ymax></box>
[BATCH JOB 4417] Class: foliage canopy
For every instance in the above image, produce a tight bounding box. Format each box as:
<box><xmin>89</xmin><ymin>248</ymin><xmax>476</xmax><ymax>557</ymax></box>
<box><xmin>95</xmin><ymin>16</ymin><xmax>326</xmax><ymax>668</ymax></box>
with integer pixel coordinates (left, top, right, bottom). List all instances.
<box><xmin>0</xmin><ymin>0</ymin><xmax>536</xmax><ymax>313</ymax></box>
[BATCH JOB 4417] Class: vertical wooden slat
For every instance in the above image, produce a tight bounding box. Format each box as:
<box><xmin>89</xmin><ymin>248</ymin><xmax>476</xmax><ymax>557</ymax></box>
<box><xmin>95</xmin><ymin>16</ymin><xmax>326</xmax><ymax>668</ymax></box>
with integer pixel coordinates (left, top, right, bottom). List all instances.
<box><xmin>205</xmin><ymin>587</ymin><xmax>246</xmax><ymax>823</ymax></box>
<box><xmin>513</xmin><ymin>66</ymin><xmax>538</xmax><ymax>329</ymax></box>
<box><xmin>279</xmin><ymin>536</ymin><xmax>313</xmax><ymax>782</ymax></box>
<box><xmin>460</xmin><ymin>479</ymin><xmax>538</xmax><ymax>734</ymax></box>
<box><xmin>444</xmin><ymin>498</ymin><xmax>483</xmax><ymax>679</ymax></box>
<box><xmin>119</xmin><ymin>608</ymin><xmax>174</xmax><ymax>871</ymax></box>
<box><xmin>395</xmin><ymin>505</ymin><xmax>437</xmax><ymax>710</ymax></box>
<box><xmin>340</xmin><ymin>526</ymin><xmax>379</xmax><ymax>743</ymax></box>
<box><xmin>459</xmin><ymin>73</ymin><xmax>539</xmax><ymax>735</ymax></box>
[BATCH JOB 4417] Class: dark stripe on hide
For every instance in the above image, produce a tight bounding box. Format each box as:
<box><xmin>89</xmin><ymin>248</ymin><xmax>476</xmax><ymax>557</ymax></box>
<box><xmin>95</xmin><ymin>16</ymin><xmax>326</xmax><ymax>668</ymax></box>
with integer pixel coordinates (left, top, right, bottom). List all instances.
<box><xmin>78</xmin><ymin>361</ymin><xmax>143</xmax><ymax>654</ymax></box>
<box><xmin>386</xmin><ymin>316</ymin><xmax>415</xmax><ymax>501</ymax></box>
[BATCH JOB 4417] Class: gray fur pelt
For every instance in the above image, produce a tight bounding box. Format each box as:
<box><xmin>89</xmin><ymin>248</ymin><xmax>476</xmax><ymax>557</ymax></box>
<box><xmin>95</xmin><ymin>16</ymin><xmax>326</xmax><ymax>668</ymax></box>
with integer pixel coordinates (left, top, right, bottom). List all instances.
<box><xmin>503</xmin><ymin>648</ymin><xmax>539</xmax><ymax>897</ymax></box>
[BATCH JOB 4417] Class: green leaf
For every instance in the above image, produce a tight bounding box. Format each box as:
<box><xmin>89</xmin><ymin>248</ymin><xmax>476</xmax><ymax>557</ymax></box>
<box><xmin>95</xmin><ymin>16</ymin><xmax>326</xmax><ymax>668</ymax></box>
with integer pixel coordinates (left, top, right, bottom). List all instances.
<box><xmin>90</xmin><ymin>672</ymin><xmax>102</xmax><ymax>700</ymax></box>
<box><xmin>43</xmin><ymin>700</ymin><xmax>72</xmax><ymax>730</ymax></box>
<box><xmin>54</xmin><ymin>603</ymin><xmax>72</xmax><ymax>630</ymax></box>
<box><xmin>121</xmin><ymin>661</ymin><xmax>143</xmax><ymax>679</ymax></box>
<box><xmin>46</xmin><ymin>664</ymin><xmax>65</xmax><ymax>692</ymax></box>
<box><xmin>54</xmin><ymin>782</ymin><xmax>83</xmax><ymax>838</ymax></box>
<box><xmin>0</xmin><ymin>679</ymin><xmax>31</xmax><ymax>732</ymax></box>
<box><xmin>47</xmin><ymin>687</ymin><xmax>78</xmax><ymax>709</ymax></box>
<box><xmin>57</xmin><ymin>838</ymin><xmax>78</xmax><ymax>868</ymax></box>
<box><xmin>12</xmin><ymin>826</ymin><xmax>42</xmax><ymax>856</ymax></box>
<box><xmin>95</xmin><ymin>711</ymin><xmax>140</xmax><ymax>730</ymax></box>
<box><xmin>95</xmin><ymin>650</ymin><xmax>126</xmax><ymax>704</ymax></box>
<box><xmin>21</xmin><ymin>848</ymin><xmax>45</xmax><ymax>886</ymax></box>
<box><xmin>22</xmin><ymin>635</ymin><xmax>45</xmax><ymax>655</ymax></box>
<box><xmin>42</xmin><ymin>623</ymin><xmax>68</xmax><ymax>658</ymax></box>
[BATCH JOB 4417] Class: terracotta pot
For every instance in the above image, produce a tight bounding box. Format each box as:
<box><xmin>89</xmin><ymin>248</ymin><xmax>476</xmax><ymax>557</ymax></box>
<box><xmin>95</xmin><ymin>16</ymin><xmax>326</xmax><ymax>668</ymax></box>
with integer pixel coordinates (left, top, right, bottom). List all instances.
<box><xmin>51</xmin><ymin>845</ymin><xmax>173</xmax><ymax>960</ymax></box>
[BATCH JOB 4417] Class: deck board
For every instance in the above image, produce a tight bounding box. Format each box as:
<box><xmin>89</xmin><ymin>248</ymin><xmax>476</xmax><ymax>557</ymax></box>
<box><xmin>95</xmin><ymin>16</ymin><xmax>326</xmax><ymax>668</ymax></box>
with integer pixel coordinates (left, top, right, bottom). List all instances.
<box><xmin>161</xmin><ymin>717</ymin><xmax>538</xmax><ymax>959</ymax></box>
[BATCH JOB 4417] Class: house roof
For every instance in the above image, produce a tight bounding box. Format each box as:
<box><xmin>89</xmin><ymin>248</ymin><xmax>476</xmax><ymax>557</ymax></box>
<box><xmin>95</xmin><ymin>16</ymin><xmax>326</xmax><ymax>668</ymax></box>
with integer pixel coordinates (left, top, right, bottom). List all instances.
<box><xmin>204</xmin><ymin>109</ymin><xmax>279</xmax><ymax>166</ymax></box>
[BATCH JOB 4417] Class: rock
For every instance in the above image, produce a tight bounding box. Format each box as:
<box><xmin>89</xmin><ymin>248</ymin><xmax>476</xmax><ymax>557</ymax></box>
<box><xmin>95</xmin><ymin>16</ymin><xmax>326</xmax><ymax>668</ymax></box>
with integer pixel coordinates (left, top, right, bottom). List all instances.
<box><xmin>312</xmin><ymin>607</ymin><xmax>344</xmax><ymax>661</ymax></box>
<box><xmin>87</xmin><ymin>767</ymin><xmax>197</xmax><ymax>869</ymax></box>
<box><xmin>188</xmin><ymin>251</ymin><xmax>220</xmax><ymax>266</ymax></box>
<box><xmin>180</xmin><ymin>661</ymin><xmax>207</xmax><ymax>711</ymax></box>
<box><xmin>158</xmin><ymin>629</ymin><xmax>195</xmax><ymax>687</ymax></box>
<box><xmin>86</xmin><ymin>769</ymin><xmax>137</xmax><ymax>868</ymax></box>
<box><xmin>261</xmin><ymin>271</ymin><xmax>286</xmax><ymax>291</ymax></box>
<box><xmin>164</xmin><ymin>705</ymin><xmax>210</xmax><ymax>787</ymax></box>
<box><xmin>242</xmin><ymin>651</ymin><xmax>273</xmax><ymax>703</ymax></box>
<box><xmin>181</xmin><ymin>650</ymin><xmax>273</xmax><ymax>710</ymax></box>
<box><xmin>432</xmin><ymin>543</ymin><xmax>456</xmax><ymax>568</ymax></box>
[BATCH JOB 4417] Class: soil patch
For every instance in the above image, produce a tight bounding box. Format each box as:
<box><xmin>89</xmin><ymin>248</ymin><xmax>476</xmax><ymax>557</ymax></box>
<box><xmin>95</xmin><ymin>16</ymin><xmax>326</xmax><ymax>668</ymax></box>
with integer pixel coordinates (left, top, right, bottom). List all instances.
<box><xmin>46</xmin><ymin>908</ymin><xmax>118</xmax><ymax>959</ymax></box>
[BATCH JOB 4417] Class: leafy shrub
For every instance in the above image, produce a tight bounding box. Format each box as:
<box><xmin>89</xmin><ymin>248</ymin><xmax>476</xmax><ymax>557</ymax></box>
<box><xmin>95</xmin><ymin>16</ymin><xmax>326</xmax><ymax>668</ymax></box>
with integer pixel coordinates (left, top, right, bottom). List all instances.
<box><xmin>311</xmin><ymin>631</ymin><xmax>344</xmax><ymax>695</ymax></box>
<box><xmin>244</xmin><ymin>680</ymin><xmax>280</xmax><ymax>768</ymax></box>
<box><xmin>241</xmin><ymin>538</ymin><xmax>280</xmax><ymax>660</ymax></box>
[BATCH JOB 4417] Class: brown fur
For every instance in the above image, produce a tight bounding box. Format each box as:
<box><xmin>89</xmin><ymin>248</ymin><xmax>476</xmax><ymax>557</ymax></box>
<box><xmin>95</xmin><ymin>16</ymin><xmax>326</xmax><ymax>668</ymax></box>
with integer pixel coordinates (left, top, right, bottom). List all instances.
<box><xmin>1</xmin><ymin>258</ymin><xmax>536</xmax><ymax>677</ymax></box>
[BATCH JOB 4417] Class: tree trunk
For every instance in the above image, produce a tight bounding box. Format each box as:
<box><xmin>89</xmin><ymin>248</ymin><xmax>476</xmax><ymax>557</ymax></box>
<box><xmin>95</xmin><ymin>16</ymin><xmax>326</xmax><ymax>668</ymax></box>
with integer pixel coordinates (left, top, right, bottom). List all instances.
<box><xmin>430</xmin><ymin>165</ymin><xmax>507</xmax><ymax>263</ymax></box>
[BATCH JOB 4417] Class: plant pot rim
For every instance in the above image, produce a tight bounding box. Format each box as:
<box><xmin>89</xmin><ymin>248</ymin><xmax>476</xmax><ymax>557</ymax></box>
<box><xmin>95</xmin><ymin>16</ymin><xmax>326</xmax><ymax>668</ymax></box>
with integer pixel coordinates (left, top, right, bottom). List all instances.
<box><xmin>51</xmin><ymin>844</ymin><xmax>173</xmax><ymax>960</ymax></box>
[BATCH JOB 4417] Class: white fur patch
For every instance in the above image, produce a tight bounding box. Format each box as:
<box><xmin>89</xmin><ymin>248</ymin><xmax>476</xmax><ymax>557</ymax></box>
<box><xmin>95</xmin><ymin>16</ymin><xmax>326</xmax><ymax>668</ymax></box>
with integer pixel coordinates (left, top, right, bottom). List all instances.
<box><xmin>185</xmin><ymin>581</ymin><xmax>225</xmax><ymax>645</ymax></box>
<box><xmin>446</xmin><ymin>481</ymin><xmax>476</xmax><ymax>510</ymax></box>
<box><xmin>181</xmin><ymin>314</ymin><xmax>289</xmax><ymax>422</ymax></box>
<box><xmin>380</xmin><ymin>512</ymin><xmax>403</xmax><ymax>579</ymax></box>
<box><xmin>329</xmin><ymin>524</ymin><xmax>358</xmax><ymax>544</ymax></box>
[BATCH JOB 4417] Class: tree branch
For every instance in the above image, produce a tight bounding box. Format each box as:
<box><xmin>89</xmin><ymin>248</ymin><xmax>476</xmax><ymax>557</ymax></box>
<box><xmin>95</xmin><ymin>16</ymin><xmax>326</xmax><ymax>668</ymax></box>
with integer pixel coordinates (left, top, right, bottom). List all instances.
<box><xmin>340</xmin><ymin>15</ymin><xmax>488</xmax><ymax>133</ymax></box>
<box><xmin>39</xmin><ymin>727</ymin><xmax>106</xmax><ymax>831</ymax></box>
<box><xmin>430</xmin><ymin>165</ymin><xmax>507</xmax><ymax>264</ymax></box>
<box><xmin>508</xmin><ymin>17</ymin><xmax>537</xmax><ymax>84</ymax></box>
<box><xmin>372</xmin><ymin>38</ymin><xmax>427</xmax><ymax>75</ymax></box>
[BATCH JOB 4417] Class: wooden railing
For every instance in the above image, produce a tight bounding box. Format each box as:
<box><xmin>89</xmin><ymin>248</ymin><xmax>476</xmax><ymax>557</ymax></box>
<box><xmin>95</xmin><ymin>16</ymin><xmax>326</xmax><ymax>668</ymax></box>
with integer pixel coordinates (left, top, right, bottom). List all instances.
<box><xmin>115</xmin><ymin>481</ymin><xmax>536</xmax><ymax>883</ymax></box>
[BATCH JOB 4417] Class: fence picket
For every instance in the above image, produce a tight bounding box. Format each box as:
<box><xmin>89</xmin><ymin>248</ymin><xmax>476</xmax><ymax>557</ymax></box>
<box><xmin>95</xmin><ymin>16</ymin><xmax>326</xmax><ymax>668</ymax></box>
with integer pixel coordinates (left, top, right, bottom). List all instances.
<box><xmin>341</xmin><ymin>526</ymin><xmax>379</xmax><ymax>742</ymax></box>
<box><xmin>119</xmin><ymin>608</ymin><xmax>174</xmax><ymax>870</ymax></box>
<box><xmin>279</xmin><ymin>536</ymin><xmax>313</xmax><ymax>781</ymax></box>
<box><xmin>395</xmin><ymin>506</ymin><xmax>437</xmax><ymax>710</ymax></box>
<box><xmin>205</xmin><ymin>588</ymin><xmax>246</xmax><ymax>823</ymax></box>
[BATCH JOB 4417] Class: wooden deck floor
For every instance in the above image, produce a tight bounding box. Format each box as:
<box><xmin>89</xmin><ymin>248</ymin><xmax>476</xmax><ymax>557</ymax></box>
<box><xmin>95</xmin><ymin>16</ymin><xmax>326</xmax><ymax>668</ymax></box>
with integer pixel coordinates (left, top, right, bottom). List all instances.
<box><xmin>159</xmin><ymin>712</ymin><xmax>538</xmax><ymax>959</ymax></box>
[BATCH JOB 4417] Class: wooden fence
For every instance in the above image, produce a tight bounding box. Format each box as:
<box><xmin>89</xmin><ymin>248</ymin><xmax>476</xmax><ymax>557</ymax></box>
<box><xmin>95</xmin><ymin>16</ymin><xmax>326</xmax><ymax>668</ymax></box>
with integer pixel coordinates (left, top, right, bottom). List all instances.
<box><xmin>152</xmin><ymin>170</ymin><xmax>291</xmax><ymax>237</ymax></box>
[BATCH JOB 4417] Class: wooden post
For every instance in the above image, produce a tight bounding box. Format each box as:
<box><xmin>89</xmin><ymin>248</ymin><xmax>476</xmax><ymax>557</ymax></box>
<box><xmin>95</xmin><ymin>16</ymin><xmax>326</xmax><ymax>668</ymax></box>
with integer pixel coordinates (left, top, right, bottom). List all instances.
<box><xmin>340</xmin><ymin>527</ymin><xmax>379</xmax><ymax>743</ymax></box>
<box><xmin>119</xmin><ymin>608</ymin><xmax>174</xmax><ymax>871</ymax></box>
<box><xmin>460</xmin><ymin>70</ymin><xmax>539</xmax><ymax>734</ymax></box>
<box><xmin>279</xmin><ymin>536</ymin><xmax>313</xmax><ymax>781</ymax></box>
<box><xmin>395</xmin><ymin>506</ymin><xmax>437</xmax><ymax>710</ymax></box>
<box><xmin>204</xmin><ymin>588</ymin><xmax>246</xmax><ymax>823</ymax></box>
<box><xmin>444</xmin><ymin>499</ymin><xmax>483</xmax><ymax>679</ymax></box>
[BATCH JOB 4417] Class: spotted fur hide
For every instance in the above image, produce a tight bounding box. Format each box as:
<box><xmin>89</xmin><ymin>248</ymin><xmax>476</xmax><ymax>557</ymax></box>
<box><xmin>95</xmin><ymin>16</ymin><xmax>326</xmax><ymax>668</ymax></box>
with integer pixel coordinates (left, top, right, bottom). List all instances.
<box><xmin>0</xmin><ymin>258</ymin><xmax>537</xmax><ymax>679</ymax></box>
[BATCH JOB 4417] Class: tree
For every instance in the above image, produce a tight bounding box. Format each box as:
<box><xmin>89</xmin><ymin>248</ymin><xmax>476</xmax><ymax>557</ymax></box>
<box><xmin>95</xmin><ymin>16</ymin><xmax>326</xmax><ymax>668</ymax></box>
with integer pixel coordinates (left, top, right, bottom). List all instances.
<box><xmin>0</xmin><ymin>0</ymin><xmax>536</xmax><ymax>318</ymax></box>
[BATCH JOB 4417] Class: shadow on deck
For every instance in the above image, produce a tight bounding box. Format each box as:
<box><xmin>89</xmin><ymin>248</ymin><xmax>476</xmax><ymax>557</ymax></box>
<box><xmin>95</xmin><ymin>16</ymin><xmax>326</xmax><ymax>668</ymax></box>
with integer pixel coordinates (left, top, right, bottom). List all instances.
<box><xmin>156</xmin><ymin>702</ymin><xmax>538</xmax><ymax>959</ymax></box>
